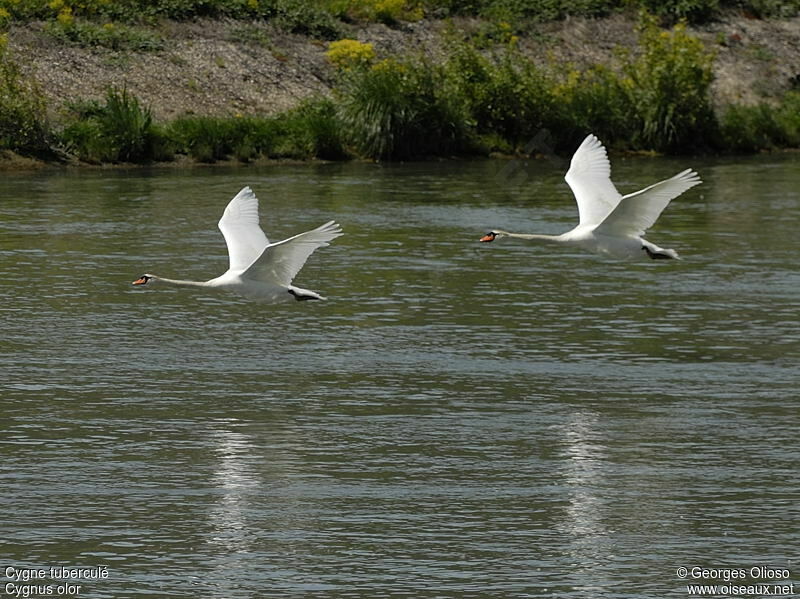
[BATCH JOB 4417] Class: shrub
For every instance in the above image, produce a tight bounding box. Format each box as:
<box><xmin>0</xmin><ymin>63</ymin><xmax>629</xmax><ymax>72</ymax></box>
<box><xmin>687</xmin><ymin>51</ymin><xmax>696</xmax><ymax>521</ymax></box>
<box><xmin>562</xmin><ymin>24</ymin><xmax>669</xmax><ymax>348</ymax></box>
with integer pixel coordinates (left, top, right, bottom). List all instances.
<box><xmin>0</xmin><ymin>35</ymin><xmax>50</xmax><ymax>155</ymax></box>
<box><xmin>719</xmin><ymin>92</ymin><xmax>800</xmax><ymax>151</ymax></box>
<box><xmin>443</xmin><ymin>39</ymin><xmax>559</xmax><ymax>148</ymax></box>
<box><xmin>551</xmin><ymin>64</ymin><xmax>633</xmax><ymax>151</ymax></box>
<box><xmin>620</xmin><ymin>16</ymin><xmax>717</xmax><ymax>152</ymax></box>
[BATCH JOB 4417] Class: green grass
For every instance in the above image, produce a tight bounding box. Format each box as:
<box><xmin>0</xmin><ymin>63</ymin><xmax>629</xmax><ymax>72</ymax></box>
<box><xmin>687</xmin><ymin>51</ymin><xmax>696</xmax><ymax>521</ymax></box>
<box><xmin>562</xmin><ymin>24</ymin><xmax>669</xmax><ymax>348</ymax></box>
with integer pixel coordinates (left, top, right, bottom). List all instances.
<box><xmin>44</xmin><ymin>20</ymin><xmax>164</xmax><ymax>51</ymax></box>
<box><xmin>165</xmin><ymin>98</ymin><xmax>349</xmax><ymax>163</ymax></box>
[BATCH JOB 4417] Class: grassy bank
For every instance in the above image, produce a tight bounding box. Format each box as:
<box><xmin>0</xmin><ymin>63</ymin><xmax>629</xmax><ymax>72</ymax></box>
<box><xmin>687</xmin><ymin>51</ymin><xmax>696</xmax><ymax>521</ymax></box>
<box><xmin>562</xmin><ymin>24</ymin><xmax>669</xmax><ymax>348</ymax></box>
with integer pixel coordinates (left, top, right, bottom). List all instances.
<box><xmin>2</xmin><ymin>9</ymin><xmax>800</xmax><ymax>164</ymax></box>
<box><xmin>2</xmin><ymin>0</ymin><xmax>799</xmax><ymax>31</ymax></box>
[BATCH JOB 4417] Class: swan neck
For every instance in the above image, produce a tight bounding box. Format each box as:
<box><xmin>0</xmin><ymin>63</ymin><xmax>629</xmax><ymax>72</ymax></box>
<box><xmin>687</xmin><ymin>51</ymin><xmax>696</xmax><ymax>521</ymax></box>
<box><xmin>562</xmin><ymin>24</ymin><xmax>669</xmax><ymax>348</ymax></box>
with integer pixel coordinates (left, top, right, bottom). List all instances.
<box><xmin>503</xmin><ymin>232</ymin><xmax>562</xmax><ymax>242</ymax></box>
<box><xmin>155</xmin><ymin>276</ymin><xmax>210</xmax><ymax>288</ymax></box>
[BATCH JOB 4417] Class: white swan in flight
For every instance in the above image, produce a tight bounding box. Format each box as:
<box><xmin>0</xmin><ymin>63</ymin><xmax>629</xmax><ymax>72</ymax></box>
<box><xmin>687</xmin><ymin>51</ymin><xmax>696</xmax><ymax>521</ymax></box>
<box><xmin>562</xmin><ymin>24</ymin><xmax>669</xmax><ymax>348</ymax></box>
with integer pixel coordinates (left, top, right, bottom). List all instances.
<box><xmin>132</xmin><ymin>186</ymin><xmax>343</xmax><ymax>302</ymax></box>
<box><xmin>480</xmin><ymin>134</ymin><xmax>701</xmax><ymax>259</ymax></box>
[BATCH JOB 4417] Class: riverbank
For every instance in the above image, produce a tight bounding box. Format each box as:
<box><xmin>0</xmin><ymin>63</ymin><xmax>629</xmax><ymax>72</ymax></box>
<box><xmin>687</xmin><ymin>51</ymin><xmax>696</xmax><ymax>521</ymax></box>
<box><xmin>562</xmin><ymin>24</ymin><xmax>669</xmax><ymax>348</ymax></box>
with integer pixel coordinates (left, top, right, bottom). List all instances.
<box><xmin>9</xmin><ymin>13</ymin><xmax>800</xmax><ymax>119</ymax></box>
<box><xmin>3</xmin><ymin>10</ymin><xmax>800</xmax><ymax>167</ymax></box>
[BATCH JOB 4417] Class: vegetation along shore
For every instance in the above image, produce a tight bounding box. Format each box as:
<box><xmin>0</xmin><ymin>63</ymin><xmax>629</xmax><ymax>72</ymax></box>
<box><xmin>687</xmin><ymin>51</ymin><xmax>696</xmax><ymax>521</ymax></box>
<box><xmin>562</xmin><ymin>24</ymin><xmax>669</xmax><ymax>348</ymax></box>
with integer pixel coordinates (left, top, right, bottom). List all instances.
<box><xmin>1</xmin><ymin>0</ymin><xmax>800</xmax><ymax>167</ymax></box>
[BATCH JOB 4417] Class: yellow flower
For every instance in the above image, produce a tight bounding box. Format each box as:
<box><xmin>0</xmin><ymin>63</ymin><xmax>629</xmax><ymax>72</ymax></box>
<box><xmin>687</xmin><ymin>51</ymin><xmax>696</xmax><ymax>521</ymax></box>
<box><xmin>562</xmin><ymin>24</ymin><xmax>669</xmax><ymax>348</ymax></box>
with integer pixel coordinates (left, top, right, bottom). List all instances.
<box><xmin>370</xmin><ymin>57</ymin><xmax>407</xmax><ymax>77</ymax></box>
<box><xmin>57</xmin><ymin>6</ymin><xmax>73</xmax><ymax>25</ymax></box>
<box><xmin>326</xmin><ymin>39</ymin><xmax>376</xmax><ymax>70</ymax></box>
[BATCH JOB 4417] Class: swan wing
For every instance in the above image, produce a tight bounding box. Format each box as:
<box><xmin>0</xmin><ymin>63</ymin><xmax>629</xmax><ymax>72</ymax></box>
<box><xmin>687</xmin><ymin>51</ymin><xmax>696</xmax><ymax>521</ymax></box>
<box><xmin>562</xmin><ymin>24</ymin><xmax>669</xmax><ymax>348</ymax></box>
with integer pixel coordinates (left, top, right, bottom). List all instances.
<box><xmin>564</xmin><ymin>134</ymin><xmax>623</xmax><ymax>226</ymax></box>
<box><xmin>595</xmin><ymin>169</ymin><xmax>701</xmax><ymax>237</ymax></box>
<box><xmin>218</xmin><ymin>186</ymin><xmax>270</xmax><ymax>272</ymax></box>
<box><xmin>242</xmin><ymin>221</ymin><xmax>343</xmax><ymax>286</ymax></box>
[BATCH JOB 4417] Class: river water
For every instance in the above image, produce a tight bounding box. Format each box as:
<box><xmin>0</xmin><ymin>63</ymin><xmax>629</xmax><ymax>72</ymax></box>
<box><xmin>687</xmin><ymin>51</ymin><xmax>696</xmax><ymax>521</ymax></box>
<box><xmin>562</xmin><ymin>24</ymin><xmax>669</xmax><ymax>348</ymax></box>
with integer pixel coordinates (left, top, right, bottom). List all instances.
<box><xmin>1</xmin><ymin>155</ymin><xmax>798</xmax><ymax>598</ymax></box>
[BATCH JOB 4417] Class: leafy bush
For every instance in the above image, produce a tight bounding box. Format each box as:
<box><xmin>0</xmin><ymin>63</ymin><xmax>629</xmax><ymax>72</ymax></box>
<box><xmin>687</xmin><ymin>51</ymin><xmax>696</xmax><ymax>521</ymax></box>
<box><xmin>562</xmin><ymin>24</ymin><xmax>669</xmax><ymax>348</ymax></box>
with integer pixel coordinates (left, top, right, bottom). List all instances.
<box><xmin>719</xmin><ymin>92</ymin><xmax>800</xmax><ymax>151</ymax></box>
<box><xmin>620</xmin><ymin>16</ymin><xmax>716</xmax><ymax>152</ymax></box>
<box><xmin>444</xmin><ymin>40</ymin><xmax>558</xmax><ymax>147</ymax></box>
<box><xmin>0</xmin><ymin>35</ymin><xmax>50</xmax><ymax>155</ymax></box>
<box><xmin>551</xmin><ymin>64</ymin><xmax>632</xmax><ymax>151</ymax></box>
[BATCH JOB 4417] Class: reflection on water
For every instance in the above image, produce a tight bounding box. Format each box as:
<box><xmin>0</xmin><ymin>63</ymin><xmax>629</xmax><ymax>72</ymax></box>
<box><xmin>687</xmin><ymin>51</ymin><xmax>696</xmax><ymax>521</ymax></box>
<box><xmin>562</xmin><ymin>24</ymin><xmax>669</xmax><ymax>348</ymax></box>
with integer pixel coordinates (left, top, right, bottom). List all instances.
<box><xmin>207</xmin><ymin>427</ymin><xmax>259</xmax><ymax>554</ymax></box>
<box><xmin>560</xmin><ymin>410</ymin><xmax>606</xmax><ymax>550</ymax></box>
<box><xmin>0</xmin><ymin>156</ymin><xmax>798</xmax><ymax>597</ymax></box>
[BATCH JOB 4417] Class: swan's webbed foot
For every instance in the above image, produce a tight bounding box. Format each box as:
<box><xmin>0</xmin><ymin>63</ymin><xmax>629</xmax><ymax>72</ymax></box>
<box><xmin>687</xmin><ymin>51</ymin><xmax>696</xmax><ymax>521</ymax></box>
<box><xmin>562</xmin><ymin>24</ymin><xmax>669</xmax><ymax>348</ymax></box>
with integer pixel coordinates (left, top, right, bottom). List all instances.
<box><xmin>288</xmin><ymin>289</ymin><xmax>322</xmax><ymax>301</ymax></box>
<box><xmin>642</xmin><ymin>246</ymin><xmax>677</xmax><ymax>260</ymax></box>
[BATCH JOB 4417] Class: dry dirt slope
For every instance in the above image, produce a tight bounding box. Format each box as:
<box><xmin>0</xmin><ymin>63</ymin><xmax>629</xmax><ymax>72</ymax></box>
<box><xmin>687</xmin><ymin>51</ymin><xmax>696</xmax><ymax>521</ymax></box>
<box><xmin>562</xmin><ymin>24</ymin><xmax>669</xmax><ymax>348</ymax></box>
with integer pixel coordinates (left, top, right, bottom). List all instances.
<box><xmin>8</xmin><ymin>14</ymin><xmax>800</xmax><ymax>122</ymax></box>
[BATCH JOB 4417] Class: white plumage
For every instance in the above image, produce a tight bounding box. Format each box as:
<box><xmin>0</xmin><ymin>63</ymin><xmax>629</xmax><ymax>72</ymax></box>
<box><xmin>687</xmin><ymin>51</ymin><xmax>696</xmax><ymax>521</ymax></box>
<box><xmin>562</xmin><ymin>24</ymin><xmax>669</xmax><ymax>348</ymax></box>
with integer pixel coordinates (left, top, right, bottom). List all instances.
<box><xmin>480</xmin><ymin>134</ymin><xmax>701</xmax><ymax>260</ymax></box>
<box><xmin>133</xmin><ymin>186</ymin><xmax>343</xmax><ymax>302</ymax></box>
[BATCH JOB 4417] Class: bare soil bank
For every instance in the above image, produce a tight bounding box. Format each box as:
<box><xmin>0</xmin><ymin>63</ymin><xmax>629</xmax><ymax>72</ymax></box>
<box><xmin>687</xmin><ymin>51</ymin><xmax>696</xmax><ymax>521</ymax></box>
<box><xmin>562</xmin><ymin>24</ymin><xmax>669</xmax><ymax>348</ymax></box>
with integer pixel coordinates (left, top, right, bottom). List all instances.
<box><xmin>8</xmin><ymin>14</ymin><xmax>800</xmax><ymax>122</ymax></box>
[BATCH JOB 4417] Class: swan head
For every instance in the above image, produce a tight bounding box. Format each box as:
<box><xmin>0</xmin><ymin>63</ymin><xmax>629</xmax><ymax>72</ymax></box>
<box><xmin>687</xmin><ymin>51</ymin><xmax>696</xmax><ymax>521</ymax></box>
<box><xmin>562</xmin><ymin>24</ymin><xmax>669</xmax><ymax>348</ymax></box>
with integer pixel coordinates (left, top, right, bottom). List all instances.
<box><xmin>479</xmin><ymin>230</ymin><xmax>505</xmax><ymax>242</ymax></box>
<box><xmin>132</xmin><ymin>274</ymin><xmax>155</xmax><ymax>286</ymax></box>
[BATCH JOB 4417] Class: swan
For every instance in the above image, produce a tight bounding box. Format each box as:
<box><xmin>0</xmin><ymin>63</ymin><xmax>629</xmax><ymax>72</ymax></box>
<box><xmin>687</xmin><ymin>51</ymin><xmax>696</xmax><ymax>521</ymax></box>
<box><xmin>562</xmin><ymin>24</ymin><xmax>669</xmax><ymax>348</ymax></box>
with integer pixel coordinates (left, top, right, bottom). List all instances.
<box><xmin>132</xmin><ymin>186</ymin><xmax>343</xmax><ymax>302</ymax></box>
<box><xmin>480</xmin><ymin>134</ymin><xmax>701</xmax><ymax>260</ymax></box>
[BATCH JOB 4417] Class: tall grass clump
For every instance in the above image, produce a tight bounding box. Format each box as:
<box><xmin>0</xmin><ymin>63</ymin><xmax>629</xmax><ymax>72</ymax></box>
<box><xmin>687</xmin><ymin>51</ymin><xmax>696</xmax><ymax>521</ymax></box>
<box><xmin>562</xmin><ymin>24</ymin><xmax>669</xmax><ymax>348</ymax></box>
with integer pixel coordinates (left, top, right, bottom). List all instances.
<box><xmin>0</xmin><ymin>35</ymin><xmax>50</xmax><ymax>155</ymax></box>
<box><xmin>59</xmin><ymin>86</ymin><xmax>167</xmax><ymax>162</ymax></box>
<box><xmin>336</xmin><ymin>56</ymin><xmax>471</xmax><ymax>159</ymax></box>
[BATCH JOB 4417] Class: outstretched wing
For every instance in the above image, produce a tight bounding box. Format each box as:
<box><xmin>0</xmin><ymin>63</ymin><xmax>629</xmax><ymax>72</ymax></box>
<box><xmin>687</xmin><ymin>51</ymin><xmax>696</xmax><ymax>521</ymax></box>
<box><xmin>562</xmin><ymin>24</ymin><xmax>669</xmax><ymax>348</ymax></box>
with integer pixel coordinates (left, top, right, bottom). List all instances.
<box><xmin>595</xmin><ymin>169</ymin><xmax>701</xmax><ymax>237</ymax></box>
<box><xmin>242</xmin><ymin>221</ymin><xmax>343</xmax><ymax>286</ymax></box>
<box><xmin>564</xmin><ymin>134</ymin><xmax>623</xmax><ymax>226</ymax></box>
<box><xmin>218</xmin><ymin>186</ymin><xmax>270</xmax><ymax>272</ymax></box>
